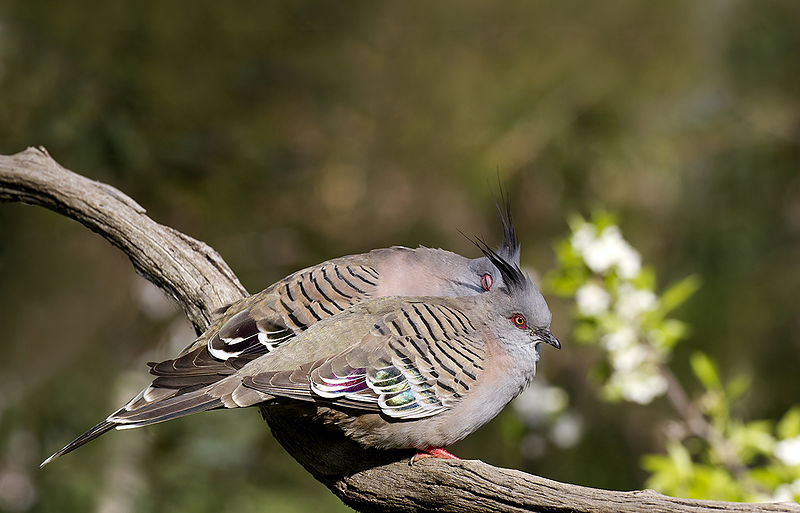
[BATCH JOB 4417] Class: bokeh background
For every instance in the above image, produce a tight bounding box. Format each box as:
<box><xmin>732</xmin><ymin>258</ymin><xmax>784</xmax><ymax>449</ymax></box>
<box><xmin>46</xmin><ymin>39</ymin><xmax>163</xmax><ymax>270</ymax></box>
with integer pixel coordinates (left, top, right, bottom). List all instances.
<box><xmin>1</xmin><ymin>1</ymin><xmax>799</xmax><ymax>512</ymax></box>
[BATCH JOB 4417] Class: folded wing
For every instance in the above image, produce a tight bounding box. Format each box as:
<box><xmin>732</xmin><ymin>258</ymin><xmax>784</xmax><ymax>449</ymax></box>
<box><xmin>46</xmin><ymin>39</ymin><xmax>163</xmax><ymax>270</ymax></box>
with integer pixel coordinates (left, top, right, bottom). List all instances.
<box><xmin>243</xmin><ymin>301</ymin><xmax>486</xmax><ymax>420</ymax></box>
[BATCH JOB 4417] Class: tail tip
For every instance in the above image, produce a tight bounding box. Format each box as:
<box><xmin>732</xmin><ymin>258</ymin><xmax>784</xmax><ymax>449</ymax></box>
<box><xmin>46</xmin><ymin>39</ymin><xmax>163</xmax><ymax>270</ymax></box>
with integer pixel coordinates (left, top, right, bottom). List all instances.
<box><xmin>40</xmin><ymin>452</ymin><xmax>59</xmax><ymax>468</ymax></box>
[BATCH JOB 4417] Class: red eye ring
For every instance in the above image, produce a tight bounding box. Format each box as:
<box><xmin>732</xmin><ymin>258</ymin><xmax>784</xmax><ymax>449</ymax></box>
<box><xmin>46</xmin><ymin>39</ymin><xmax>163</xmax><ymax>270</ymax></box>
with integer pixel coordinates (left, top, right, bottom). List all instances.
<box><xmin>480</xmin><ymin>273</ymin><xmax>493</xmax><ymax>291</ymax></box>
<box><xmin>511</xmin><ymin>314</ymin><xmax>527</xmax><ymax>329</ymax></box>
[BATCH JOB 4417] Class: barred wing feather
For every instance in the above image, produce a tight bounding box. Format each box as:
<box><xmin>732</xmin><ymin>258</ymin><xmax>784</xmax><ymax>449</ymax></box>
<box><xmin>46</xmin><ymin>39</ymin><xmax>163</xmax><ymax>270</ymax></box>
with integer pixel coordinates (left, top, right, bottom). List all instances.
<box><xmin>206</xmin><ymin>263</ymin><xmax>379</xmax><ymax>361</ymax></box>
<box><xmin>244</xmin><ymin>301</ymin><xmax>486</xmax><ymax>420</ymax></box>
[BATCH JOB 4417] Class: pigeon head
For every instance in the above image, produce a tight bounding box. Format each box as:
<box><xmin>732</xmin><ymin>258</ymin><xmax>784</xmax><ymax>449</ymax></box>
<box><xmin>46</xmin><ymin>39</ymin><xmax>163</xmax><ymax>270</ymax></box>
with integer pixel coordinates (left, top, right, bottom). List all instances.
<box><xmin>475</xmin><ymin>240</ymin><xmax>560</xmax><ymax>351</ymax></box>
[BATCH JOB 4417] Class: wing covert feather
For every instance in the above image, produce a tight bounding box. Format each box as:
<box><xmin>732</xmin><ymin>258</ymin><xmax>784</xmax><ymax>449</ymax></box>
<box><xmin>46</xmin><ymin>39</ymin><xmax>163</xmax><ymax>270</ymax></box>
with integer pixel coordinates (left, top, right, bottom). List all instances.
<box><xmin>143</xmin><ymin>261</ymin><xmax>381</xmax><ymax>391</ymax></box>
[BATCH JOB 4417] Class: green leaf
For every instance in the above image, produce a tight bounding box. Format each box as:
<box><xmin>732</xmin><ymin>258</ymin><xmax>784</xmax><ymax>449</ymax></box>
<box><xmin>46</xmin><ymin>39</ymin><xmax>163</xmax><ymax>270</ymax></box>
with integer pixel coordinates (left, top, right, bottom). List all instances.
<box><xmin>728</xmin><ymin>420</ymin><xmax>775</xmax><ymax>463</ymax></box>
<box><xmin>653</xmin><ymin>319</ymin><xmax>689</xmax><ymax>350</ymax></box>
<box><xmin>590</xmin><ymin>210</ymin><xmax>618</xmax><ymax>231</ymax></box>
<box><xmin>667</xmin><ymin>441</ymin><xmax>694</xmax><ymax>476</ymax></box>
<box><xmin>692</xmin><ymin>465</ymin><xmax>748</xmax><ymax>501</ymax></box>
<box><xmin>544</xmin><ymin>269</ymin><xmax>584</xmax><ymax>296</ymax></box>
<box><xmin>690</xmin><ymin>352</ymin><xmax>722</xmax><ymax>390</ymax></box>
<box><xmin>566</xmin><ymin>213</ymin><xmax>588</xmax><ymax>234</ymax></box>
<box><xmin>642</xmin><ymin>453</ymin><xmax>684</xmax><ymax>495</ymax></box>
<box><xmin>659</xmin><ymin>275</ymin><xmax>701</xmax><ymax>315</ymax></box>
<box><xmin>725</xmin><ymin>374</ymin><xmax>751</xmax><ymax>402</ymax></box>
<box><xmin>778</xmin><ymin>407</ymin><xmax>800</xmax><ymax>440</ymax></box>
<box><xmin>631</xmin><ymin>266</ymin><xmax>656</xmax><ymax>291</ymax></box>
<box><xmin>749</xmin><ymin>466</ymin><xmax>784</xmax><ymax>489</ymax></box>
<box><xmin>554</xmin><ymin>238</ymin><xmax>583</xmax><ymax>268</ymax></box>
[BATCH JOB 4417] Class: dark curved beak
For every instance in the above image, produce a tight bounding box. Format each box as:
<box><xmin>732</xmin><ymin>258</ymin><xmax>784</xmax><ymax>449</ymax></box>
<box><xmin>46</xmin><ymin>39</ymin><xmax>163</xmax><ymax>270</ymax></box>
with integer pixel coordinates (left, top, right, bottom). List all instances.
<box><xmin>534</xmin><ymin>328</ymin><xmax>561</xmax><ymax>350</ymax></box>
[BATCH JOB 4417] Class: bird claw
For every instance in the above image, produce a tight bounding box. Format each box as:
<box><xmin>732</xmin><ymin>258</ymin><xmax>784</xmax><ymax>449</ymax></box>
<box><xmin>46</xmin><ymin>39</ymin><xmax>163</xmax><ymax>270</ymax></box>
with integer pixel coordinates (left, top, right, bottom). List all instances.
<box><xmin>409</xmin><ymin>447</ymin><xmax>460</xmax><ymax>465</ymax></box>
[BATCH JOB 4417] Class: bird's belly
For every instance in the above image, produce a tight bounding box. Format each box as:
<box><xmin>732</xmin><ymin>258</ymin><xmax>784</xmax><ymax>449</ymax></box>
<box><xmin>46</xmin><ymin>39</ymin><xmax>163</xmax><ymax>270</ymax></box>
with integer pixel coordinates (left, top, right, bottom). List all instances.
<box><xmin>336</xmin><ymin>385</ymin><xmax>517</xmax><ymax>450</ymax></box>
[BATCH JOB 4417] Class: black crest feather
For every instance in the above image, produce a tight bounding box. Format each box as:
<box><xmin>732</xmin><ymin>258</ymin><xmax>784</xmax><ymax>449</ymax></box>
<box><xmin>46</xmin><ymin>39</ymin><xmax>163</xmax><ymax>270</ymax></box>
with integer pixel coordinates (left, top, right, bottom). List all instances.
<box><xmin>494</xmin><ymin>182</ymin><xmax>520</xmax><ymax>264</ymax></box>
<box><xmin>469</xmin><ymin>236</ymin><xmax>527</xmax><ymax>292</ymax></box>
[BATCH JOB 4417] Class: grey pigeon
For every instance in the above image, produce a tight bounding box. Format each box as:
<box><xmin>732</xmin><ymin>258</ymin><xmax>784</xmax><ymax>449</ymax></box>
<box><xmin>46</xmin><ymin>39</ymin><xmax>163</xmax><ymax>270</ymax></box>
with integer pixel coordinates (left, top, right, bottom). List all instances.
<box><xmin>42</xmin><ymin>206</ymin><xmax>523</xmax><ymax>465</ymax></box>
<box><xmin>49</xmin><ymin>241</ymin><xmax>558</xmax><ymax>464</ymax></box>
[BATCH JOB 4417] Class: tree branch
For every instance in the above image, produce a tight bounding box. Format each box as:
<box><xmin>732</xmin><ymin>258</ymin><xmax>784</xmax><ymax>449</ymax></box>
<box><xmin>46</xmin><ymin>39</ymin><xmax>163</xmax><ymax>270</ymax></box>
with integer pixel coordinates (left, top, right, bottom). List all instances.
<box><xmin>2</xmin><ymin>146</ymin><xmax>797</xmax><ymax>513</ymax></box>
<box><xmin>0</xmin><ymin>147</ymin><xmax>247</xmax><ymax>332</ymax></box>
<box><xmin>661</xmin><ymin>364</ymin><xmax>750</xmax><ymax>479</ymax></box>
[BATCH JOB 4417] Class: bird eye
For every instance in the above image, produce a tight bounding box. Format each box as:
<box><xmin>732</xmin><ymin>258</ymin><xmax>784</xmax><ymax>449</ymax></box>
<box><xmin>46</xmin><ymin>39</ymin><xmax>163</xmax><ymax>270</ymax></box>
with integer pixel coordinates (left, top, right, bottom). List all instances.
<box><xmin>480</xmin><ymin>273</ymin><xmax>493</xmax><ymax>291</ymax></box>
<box><xmin>511</xmin><ymin>314</ymin><xmax>527</xmax><ymax>329</ymax></box>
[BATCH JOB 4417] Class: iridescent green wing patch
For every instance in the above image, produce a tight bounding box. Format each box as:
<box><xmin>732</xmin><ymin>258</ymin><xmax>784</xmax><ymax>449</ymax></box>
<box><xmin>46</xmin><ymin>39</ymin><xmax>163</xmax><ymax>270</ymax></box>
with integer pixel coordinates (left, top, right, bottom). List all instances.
<box><xmin>309</xmin><ymin>303</ymin><xmax>485</xmax><ymax>419</ymax></box>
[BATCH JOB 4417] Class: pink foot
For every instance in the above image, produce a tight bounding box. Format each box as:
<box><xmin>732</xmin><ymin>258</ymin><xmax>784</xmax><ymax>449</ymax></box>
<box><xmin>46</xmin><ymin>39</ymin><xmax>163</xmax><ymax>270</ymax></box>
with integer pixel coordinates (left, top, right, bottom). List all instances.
<box><xmin>410</xmin><ymin>447</ymin><xmax>461</xmax><ymax>464</ymax></box>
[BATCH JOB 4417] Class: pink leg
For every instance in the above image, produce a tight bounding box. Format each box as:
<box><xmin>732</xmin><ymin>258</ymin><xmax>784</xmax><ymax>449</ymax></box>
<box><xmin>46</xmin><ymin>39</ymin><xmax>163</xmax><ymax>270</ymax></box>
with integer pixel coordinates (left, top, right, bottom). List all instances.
<box><xmin>410</xmin><ymin>447</ymin><xmax>461</xmax><ymax>464</ymax></box>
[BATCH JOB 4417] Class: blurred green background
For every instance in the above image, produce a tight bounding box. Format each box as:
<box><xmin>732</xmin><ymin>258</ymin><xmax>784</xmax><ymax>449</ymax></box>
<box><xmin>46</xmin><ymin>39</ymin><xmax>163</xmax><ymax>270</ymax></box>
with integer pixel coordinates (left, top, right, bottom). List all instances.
<box><xmin>1</xmin><ymin>1</ymin><xmax>799</xmax><ymax>511</ymax></box>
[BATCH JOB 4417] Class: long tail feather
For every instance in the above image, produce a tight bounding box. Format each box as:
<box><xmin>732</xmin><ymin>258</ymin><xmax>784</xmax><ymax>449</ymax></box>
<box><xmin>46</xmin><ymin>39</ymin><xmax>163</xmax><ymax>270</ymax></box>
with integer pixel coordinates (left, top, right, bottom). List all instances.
<box><xmin>110</xmin><ymin>390</ymin><xmax>223</xmax><ymax>428</ymax></box>
<box><xmin>41</xmin><ymin>391</ymin><xmax>224</xmax><ymax>467</ymax></box>
<box><xmin>40</xmin><ymin>416</ymin><xmax>118</xmax><ymax>467</ymax></box>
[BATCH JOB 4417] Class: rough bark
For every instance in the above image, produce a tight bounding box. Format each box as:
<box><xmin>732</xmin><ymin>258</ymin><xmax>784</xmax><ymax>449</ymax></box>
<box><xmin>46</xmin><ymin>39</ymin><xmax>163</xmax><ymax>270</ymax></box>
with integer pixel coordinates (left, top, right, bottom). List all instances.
<box><xmin>2</xmin><ymin>146</ymin><xmax>797</xmax><ymax>513</ymax></box>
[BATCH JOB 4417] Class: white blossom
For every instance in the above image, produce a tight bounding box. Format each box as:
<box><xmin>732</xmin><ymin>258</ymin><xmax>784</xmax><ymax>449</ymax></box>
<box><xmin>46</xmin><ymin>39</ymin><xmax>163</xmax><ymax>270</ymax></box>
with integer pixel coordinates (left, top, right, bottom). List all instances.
<box><xmin>771</xmin><ymin>479</ymin><xmax>800</xmax><ymax>502</ymax></box>
<box><xmin>582</xmin><ymin>226</ymin><xmax>624</xmax><ymax>273</ymax></box>
<box><xmin>570</xmin><ymin>224</ymin><xmax>597</xmax><ymax>253</ymax></box>
<box><xmin>772</xmin><ymin>484</ymin><xmax>794</xmax><ymax>503</ymax></box>
<box><xmin>610</xmin><ymin>369</ymin><xmax>668</xmax><ymax>405</ymax></box>
<box><xmin>615</xmin><ymin>242</ymin><xmax>642</xmax><ymax>279</ymax></box>
<box><xmin>775</xmin><ymin>436</ymin><xmax>800</xmax><ymax>466</ymax></box>
<box><xmin>616</xmin><ymin>284</ymin><xmax>657</xmax><ymax>320</ymax></box>
<box><xmin>571</xmin><ymin>223</ymin><xmax>642</xmax><ymax>278</ymax></box>
<box><xmin>601</xmin><ymin>326</ymin><xmax>637</xmax><ymax>351</ymax></box>
<box><xmin>611</xmin><ymin>344</ymin><xmax>649</xmax><ymax>372</ymax></box>
<box><xmin>568</xmin><ymin>220</ymin><xmax>672</xmax><ymax>406</ymax></box>
<box><xmin>575</xmin><ymin>282</ymin><xmax>611</xmax><ymax>316</ymax></box>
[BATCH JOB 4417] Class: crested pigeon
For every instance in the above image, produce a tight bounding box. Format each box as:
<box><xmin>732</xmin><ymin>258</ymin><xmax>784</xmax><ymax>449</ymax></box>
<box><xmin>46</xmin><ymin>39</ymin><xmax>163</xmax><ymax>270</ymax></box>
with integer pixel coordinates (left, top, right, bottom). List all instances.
<box><xmin>42</xmin><ymin>206</ymin><xmax>526</xmax><ymax>465</ymax></box>
<box><xmin>46</xmin><ymin>241</ymin><xmax>558</xmax><ymax>464</ymax></box>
